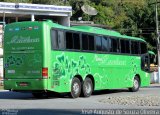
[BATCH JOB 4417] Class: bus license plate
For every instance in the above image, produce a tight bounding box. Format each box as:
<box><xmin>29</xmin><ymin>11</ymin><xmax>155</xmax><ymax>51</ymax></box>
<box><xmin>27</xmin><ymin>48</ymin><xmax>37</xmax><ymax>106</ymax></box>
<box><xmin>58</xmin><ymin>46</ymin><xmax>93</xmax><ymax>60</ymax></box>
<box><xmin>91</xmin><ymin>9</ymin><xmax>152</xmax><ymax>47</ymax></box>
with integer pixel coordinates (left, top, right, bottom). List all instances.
<box><xmin>19</xmin><ymin>82</ymin><xmax>28</xmax><ymax>86</ymax></box>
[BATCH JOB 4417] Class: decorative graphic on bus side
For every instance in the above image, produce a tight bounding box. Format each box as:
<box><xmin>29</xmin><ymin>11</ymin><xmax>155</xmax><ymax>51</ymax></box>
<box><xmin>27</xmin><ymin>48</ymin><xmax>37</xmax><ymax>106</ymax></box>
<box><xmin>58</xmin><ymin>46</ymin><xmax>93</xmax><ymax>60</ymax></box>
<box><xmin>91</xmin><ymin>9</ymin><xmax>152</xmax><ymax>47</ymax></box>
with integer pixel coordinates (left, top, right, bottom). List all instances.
<box><xmin>53</xmin><ymin>53</ymin><xmax>91</xmax><ymax>79</ymax></box>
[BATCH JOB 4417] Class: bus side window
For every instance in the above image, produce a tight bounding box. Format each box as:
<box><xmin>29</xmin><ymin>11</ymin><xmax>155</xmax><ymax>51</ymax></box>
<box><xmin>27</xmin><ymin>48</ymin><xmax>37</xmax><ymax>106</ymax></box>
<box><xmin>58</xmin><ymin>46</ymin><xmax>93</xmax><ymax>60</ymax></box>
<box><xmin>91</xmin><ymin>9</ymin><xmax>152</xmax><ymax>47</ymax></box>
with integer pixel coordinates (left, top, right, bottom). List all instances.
<box><xmin>131</xmin><ymin>41</ymin><xmax>140</xmax><ymax>54</ymax></box>
<box><xmin>102</xmin><ymin>36</ymin><xmax>108</xmax><ymax>52</ymax></box>
<box><xmin>82</xmin><ymin>34</ymin><xmax>88</xmax><ymax>50</ymax></box>
<box><xmin>66</xmin><ymin>32</ymin><xmax>73</xmax><ymax>49</ymax></box>
<box><xmin>120</xmin><ymin>39</ymin><xmax>130</xmax><ymax>54</ymax></box>
<box><xmin>73</xmin><ymin>33</ymin><xmax>80</xmax><ymax>50</ymax></box>
<box><xmin>112</xmin><ymin>38</ymin><xmax>119</xmax><ymax>53</ymax></box>
<box><xmin>66</xmin><ymin>32</ymin><xmax>80</xmax><ymax>50</ymax></box>
<box><xmin>108</xmin><ymin>38</ymin><xmax>112</xmax><ymax>52</ymax></box>
<box><xmin>120</xmin><ymin>39</ymin><xmax>125</xmax><ymax>53</ymax></box>
<box><xmin>82</xmin><ymin>34</ymin><xmax>94</xmax><ymax>51</ymax></box>
<box><xmin>125</xmin><ymin>40</ymin><xmax>130</xmax><ymax>53</ymax></box>
<box><xmin>58</xmin><ymin>31</ymin><xmax>65</xmax><ymax>49</ymax></box>
<box><xmin>95</xmin><ymin>36</ymin><xmax>102</xmax><ymax>51</ymax></box>
<box><xmin>88</xmin><ymin>35</ymin><xmax>94</xmax><ymax>51</ymax></box>
<box><xmin>140</xmin><ymin>42</ymin><xmax>147</xmax><ymax>54</ymax></box>
<box><xmin>51</xmin><ymin>30</ymin><xmax>58</xmax><ymax>49</ymax></box>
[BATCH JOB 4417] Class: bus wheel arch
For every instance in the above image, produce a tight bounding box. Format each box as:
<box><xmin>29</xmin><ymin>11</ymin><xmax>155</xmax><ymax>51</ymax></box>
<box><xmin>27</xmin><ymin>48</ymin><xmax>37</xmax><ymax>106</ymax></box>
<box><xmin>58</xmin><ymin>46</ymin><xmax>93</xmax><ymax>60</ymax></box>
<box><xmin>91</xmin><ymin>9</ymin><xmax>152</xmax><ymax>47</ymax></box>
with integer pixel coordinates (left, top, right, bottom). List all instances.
<box><xmin>129</xmin><ymin>74</ymin><xmax>141</xmax><ymax>92</ymax></box>
<box><xmin>73</xmin><ymin>75</ymin><xmax>83</xmax><ymax>83</ymax></box>
<box><xmin>81</xmin><ymin>74</ymin><xmax>94</xmax><ymax>97</ymax></box>
<box><xmin>135</xmin><ymin>74</ymin><xmax>141</xmax><ymax>86</ymax></box>
<box><xmin>70</xmin><ymin>75</ymin><xmax>83</xmax><ymax>98</ymax></box>
<box><xmin>86</xmin><ymin>74</ymin><xmax>95</xmax><ymax>90</ymax></box>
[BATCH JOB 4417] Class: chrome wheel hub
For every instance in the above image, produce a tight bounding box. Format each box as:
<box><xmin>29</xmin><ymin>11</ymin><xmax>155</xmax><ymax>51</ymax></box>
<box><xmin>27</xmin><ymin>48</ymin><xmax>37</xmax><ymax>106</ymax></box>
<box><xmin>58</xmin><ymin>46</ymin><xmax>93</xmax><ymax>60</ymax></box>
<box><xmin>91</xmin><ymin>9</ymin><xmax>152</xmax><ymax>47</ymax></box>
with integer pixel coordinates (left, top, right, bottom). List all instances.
<box><xmin>85</xmin><ymin>82</ymin><xmax>91</xmax><ymax>94</ymax></box>
<box><xmin>134</xmin><ymin>79</ymin><xmax>139</xmax><ymax>89</ymax></box>
<box><xmin>73</xmin><ymin>82</ymin><xmax>80</xmax><ymax>94</ymax></box>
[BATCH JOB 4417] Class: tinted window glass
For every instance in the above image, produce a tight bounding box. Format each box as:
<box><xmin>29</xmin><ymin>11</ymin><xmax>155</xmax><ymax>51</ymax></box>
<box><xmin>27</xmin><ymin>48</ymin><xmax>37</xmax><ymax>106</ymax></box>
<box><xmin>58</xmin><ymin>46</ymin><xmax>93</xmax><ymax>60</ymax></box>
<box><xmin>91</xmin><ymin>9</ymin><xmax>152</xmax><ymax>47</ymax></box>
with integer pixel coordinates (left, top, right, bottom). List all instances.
<box><xmin>112</xmin><ymin>38</ymin><xmax>119</xmax><ymax>52</ymax></box>
<box><xmin>66</xmin><ymin>32</ymin><xmax>73</xmax><ymax>49</ymax></box>
<box><xmin>51</xmin><ymin>30</ymin><xmax>58</xmax><ymax>49</ymax></box>
<box><xmin>102</xmin><ymin>37</ymin><xmax>108</xmax><ymax>52</ymax></box>
<box><xmin>82</xmin><ymin>34</ymin><xmax>94</xmax><ymax>51</ymax></box>
<box><xmin>135</xmin><ymin>42</ymin><xmax>140</xmax><ymax>54</ymax></box>
<box><xmin>120</xmin><ymin>40</ymin><xmax>130</xmax><ymax>53</ymax></box>
<box><xmin>120</xmin><ymin>40</ymin><xmax>125</xmax><ymax>53</ymax></box>
<box><xmin>141</xmin><ymin>43</ymin><xmax>147</xmax><ymax>54</ymax></box>
<box><xmin>131</xmin><ymin>41</ymin><xmax>140</xmax><ymax>54</ymax></box>
<box><xmin>108</xmin><ymin>38</ymin><xmax>112</xmax><ymax>52</ymax></box>
<box><xmin>88</xmin><ymin>35</ymin><xmax>94</xmax><ymax>50</ymax></box>
<box><xmin>82</xmin><ymin>34</ymin><xmax>88</xmax><ymax>50</ymax></box>
<box><xmin>73</xmin><ymin>33</ymin><xmax>80</xmax><ymax>49</ymax></box>
<box><xmin>95</xmin><ymin>36</ymin><xmax>102</xmax><ymax>51</ymax></box>
<box><xmin>107</xmin><ymin>38</ymin><xmax>119</xmax><ymax>52</ymax></box>
<box><xmin>126</xmin><ymin>40</ymin><xmax>130</xmax><ymax>53</ymax></box>
<box><xmin>58</xmin><ymin>31</ymin><xmax>65</xmax><ymax>49</ymax></box>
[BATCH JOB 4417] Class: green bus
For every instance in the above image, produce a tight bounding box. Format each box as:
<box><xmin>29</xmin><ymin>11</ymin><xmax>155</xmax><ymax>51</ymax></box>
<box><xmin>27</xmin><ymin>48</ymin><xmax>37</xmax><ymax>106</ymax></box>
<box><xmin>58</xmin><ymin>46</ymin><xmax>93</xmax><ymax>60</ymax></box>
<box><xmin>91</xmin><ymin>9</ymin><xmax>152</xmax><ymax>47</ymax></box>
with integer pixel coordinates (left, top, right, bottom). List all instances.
<box><xmin>4</xmin><ymin>20</ymin><xmax>150</xmax><ymax>98</ymax></box>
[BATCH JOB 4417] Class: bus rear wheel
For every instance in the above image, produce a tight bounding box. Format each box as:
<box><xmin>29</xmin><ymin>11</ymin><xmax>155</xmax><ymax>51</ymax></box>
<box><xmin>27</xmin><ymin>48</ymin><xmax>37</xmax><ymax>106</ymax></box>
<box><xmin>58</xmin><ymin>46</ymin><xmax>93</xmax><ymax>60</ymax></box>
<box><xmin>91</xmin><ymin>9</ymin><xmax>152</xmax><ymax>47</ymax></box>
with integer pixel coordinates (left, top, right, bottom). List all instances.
<box><xmin>70</xmin><ymin>77</ymin><xmax>81</xmax><ymax>98</ymax></box>
<box><xmin>81</xmin><ymin>78</ymin><xmax>93</xmax><ymax>97</ymax></box>
<box><xmin>129</xmin><ymin>76</ymin><xmax>140</xmax><ymax>92</ymax></box>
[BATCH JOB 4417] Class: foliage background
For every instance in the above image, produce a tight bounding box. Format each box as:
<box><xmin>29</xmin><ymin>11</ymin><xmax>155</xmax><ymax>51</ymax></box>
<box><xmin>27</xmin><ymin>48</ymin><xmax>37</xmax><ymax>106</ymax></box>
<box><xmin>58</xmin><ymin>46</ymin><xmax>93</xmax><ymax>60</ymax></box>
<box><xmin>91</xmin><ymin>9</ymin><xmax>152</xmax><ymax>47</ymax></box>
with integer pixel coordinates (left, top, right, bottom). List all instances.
<box><xmin>0</xmin><ymin>0</ymin><xmax>159</xmax><ymax>52</ymax></box>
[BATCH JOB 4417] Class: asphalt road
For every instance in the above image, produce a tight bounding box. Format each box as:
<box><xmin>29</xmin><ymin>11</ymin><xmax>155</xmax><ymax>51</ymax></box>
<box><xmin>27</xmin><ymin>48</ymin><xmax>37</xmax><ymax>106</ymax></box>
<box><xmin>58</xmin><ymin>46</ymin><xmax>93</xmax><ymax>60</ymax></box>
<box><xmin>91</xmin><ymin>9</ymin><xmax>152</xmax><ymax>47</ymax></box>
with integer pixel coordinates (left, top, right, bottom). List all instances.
<box><xmin>0</xmin><ymin>84</ymin><xmax>160</xmax><ymax>115</ymax></box>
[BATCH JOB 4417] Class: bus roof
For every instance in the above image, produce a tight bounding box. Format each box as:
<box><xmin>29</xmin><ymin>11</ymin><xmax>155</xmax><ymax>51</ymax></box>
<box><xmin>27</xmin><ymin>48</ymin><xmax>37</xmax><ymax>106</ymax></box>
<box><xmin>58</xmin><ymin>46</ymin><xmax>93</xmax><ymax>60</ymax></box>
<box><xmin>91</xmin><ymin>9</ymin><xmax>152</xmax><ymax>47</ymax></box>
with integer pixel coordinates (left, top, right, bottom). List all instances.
<box><xmin>49</xmin><ymin>22</ymin><xmax>146</xmax><ymax>42</ymax></box>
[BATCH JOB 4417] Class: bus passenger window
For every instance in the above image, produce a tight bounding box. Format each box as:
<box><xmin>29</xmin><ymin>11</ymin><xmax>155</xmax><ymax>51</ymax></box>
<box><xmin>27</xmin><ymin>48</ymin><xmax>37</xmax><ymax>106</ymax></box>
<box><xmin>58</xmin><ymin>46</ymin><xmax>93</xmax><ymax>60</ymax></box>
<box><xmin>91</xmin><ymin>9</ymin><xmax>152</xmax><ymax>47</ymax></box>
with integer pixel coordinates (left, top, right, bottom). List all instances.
<box><xmin>102</xmin><ymin>37</ymin><xmax>108</xmax><ymax>52</ymax></box>
<box><xmin>126</xmin><ymin>40</ymin><xmax>130</xmax><ymax>53</ymax></box>
<box><xmin>108</xmin><ymin>38</ymin><xmax>112</xmax><ymax>52</ymax></box>
<box><xmin>73</xmin><ymin>33</ymin><xmax>80</xmax><ymax>50</ymax></box>
<box><xmin>88</xmin><ymin>35</ymin><xmax>94</xmax><ymax>51</ymax></box>
<box><xmin>112</xmin><ymin>38</ymin><xmax>119</xmax><ymax>53</ymax></box>
<box><xmin>131</xmin><ymin>41</ymin><xmax>140</xmax><ymax>54</ymax></box>
<box><xmin>51</xmin><ymin>30</ymin><xmax>58</xmax><ymax>49</ymax></box>
<box><xmin>82</xmin><ymin>34</ymin><xmax>94</xmax><ymax>51</ymax></box>
<box><xmin>95</xmin><ymin>36</ymin><xmax>102</xmax><ymax>51</ymax></box>
<box><xmin>120</xmin><ymin>40</ymin><xmax>125</xmax><ymax>53</ymax></box>
<box><xmin>82</xmin><ymin>34</ymin><xmax>88</xmax><ymax>50</ymax></box>
<box><xmin>120</xmin><ymin>40</ymin><xmax>130</xmax><ymax>53</ymax></box>
<box><xmin>141</xmin><ymin>43</ymin><xmax>147</xmax><ymax>54</ymax></box>
<box><xmin>58</xmin><ymin>31</ymin><xmax>65</xmax><ymax>49</ymax></box>
<box><xmin>66</xmin><ymin>32</ymin><xmax>73</xmax><ymax>49</ymax></box>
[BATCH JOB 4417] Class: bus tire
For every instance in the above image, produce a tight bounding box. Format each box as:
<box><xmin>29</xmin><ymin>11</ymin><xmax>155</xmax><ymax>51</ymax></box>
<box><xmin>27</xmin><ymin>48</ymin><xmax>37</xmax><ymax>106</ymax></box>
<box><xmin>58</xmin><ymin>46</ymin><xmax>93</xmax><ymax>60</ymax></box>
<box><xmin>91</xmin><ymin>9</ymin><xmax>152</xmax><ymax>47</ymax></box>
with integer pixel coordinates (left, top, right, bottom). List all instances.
<box><xmin>32</xmin><ymin>92</ymin><xmax>44</xmax><ymax>98</ymax></box>
<box><xmin>82</xmin><ymin>77</ymin><xmax>93</xmax><ymax>97</ymax></box>
<box><xmin>70</xmin><ymin>77</ymin><xmax>81</xmax><ymax>98</ymax></box>
<box><xmin>129</xmin><ymin>76</ymin><xmax>140</xmax><ymax>92</ymax></box>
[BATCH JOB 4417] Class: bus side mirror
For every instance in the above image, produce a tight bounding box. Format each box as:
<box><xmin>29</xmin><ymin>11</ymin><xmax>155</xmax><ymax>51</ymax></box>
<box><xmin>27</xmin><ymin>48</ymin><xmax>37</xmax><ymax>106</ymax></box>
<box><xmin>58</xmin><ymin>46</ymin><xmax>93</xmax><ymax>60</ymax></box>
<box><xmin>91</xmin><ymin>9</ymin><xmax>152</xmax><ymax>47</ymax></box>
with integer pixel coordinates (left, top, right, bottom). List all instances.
<box><xmin>148</xmin><ymin>51</ymin><xmax>156</xmax><ymax>64</ymax></box>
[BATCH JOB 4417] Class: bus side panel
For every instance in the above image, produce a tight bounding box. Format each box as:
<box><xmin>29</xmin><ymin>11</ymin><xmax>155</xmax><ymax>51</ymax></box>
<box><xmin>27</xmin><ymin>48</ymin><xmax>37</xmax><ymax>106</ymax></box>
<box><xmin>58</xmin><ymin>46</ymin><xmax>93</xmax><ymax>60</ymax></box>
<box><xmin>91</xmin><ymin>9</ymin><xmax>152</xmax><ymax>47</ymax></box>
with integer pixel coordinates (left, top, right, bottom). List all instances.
<box><xmin>47</xmin><ymin>52</ymin><xmax>127</xmax><ymax>92</ymax></box>
<box><xmin>47</xmin><ymin>51</ymin><xmax>150</xmax><ymax>93</ymax></box>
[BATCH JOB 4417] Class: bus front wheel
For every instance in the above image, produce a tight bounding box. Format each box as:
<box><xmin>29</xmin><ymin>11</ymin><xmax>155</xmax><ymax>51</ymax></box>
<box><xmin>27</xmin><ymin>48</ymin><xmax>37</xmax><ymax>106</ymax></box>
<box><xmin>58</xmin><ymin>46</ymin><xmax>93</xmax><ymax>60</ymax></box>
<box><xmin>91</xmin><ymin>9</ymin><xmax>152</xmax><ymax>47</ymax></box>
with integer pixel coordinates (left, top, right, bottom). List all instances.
<box><xmin>70</xmin><ymin>77</ymin><xmax>81</xmax><ymax>98</ymax></box>
<box><xmin>129</xmin><ymin>76</ymin><xmax>140</xmax><ymax>92</ymax></box>
<box><xmin>81</xmin><ymin>77</ymin><xmax>93</xmax><ymax>97</ymax></box>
